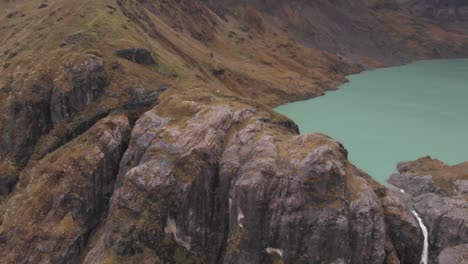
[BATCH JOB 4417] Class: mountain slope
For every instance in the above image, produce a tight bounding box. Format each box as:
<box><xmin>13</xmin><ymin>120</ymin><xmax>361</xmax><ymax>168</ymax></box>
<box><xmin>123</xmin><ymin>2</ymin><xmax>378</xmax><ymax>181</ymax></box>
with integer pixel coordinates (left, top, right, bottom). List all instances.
<box><xmin>0</xmin><ymin>0</ymin><xmax>467</xmax><ymax>263</ymax></box>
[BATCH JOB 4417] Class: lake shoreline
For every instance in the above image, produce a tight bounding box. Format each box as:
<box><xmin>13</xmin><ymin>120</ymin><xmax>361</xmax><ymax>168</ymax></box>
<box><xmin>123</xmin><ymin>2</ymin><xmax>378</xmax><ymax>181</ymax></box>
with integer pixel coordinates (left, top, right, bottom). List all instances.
<box><xmin>275</xmin><ymin>59</ymin><xmax>468</xmax><ymax>182</ymax></box>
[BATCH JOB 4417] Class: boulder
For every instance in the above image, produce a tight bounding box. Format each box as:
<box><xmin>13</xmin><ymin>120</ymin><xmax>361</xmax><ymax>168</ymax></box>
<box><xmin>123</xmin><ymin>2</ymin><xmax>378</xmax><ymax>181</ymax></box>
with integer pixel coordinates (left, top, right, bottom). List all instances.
<box><xmin>114</xmin><ymin>48</ymin><xmax>157</xmax><ymax>65</ymax></box>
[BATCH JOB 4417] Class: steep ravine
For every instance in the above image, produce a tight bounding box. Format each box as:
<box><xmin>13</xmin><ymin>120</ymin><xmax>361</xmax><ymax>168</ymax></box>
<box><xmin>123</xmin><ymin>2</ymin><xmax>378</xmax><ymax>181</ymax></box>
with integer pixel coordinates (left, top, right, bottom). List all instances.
<box><xmin>0</xmin><ymin>0</ymin><xmax>467</xmax><ymax>263</ymax></box>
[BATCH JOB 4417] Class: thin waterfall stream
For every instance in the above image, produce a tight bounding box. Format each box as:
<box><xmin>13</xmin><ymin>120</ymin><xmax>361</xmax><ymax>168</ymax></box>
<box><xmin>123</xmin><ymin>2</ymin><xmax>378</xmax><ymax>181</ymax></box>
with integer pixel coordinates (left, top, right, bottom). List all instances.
<box><xmin>400</xmin><ymin>189</ymin><xmax>429</xmax><ymax>264</ymax></box>
<box><xmin>412</xmin><ymin>209</ymin><xmax>429</xmax><ymax>264</ymax></box>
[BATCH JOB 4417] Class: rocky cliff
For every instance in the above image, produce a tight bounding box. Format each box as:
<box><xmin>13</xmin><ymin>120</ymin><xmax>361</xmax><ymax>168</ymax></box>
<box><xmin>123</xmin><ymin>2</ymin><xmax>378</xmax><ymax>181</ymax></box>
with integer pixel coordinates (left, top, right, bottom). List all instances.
<box><xmin>0</xmin><ymin>0</ymin><xmax>467</xmax><ymax>263</ymax></box>
<box><xmin>390</xmin><ymin>157</ymin><xmax>468</xmax><ymax>264</ymax></box>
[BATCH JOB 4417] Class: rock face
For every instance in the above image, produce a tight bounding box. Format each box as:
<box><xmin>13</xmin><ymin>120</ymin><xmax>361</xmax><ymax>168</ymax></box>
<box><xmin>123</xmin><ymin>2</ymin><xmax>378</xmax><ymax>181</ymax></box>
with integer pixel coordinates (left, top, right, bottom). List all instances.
<box><xmin>389</xmin><ymin>157</ymin><xmax>468</xmax><ymax>264</ymax></box>
<box><xmin>0</xmin><ymin>55</ymin><xmax>105</xmax><ymax>169</ymax></box>
<box><xmin>80</xmin><ymin>99</ymin><xmax>423</xmax><ymax>264</ymax></box>
<box><xmin>403</xmin><ymin>0</ymin><xmax>468</xmax><ymax>21</ymax></box>
<box><xmin>114</xmin><ymin>48</ymin><xmax>157</xmax><ymax>65</ymax></box>
<box><xmin>382</xmin><ymin>190</ymin><xmax>425</xmax><ymax>263</ymax></box>
<box><xmin>51</xmin><ymin>55</ymin><xmax>108</xmax><ymax>124</ymax></box>
<box><xmin>0</xmin><ymin>55</ymin><xmax>111</xmax><ymax>199</ymax></box>
<box><xmin>437</xmin><ymin>244</ymin><xmax>468</xmax><ymax>264</ymax></box>
<box><xmin>0</xmin><ymin>81</ymin><xmax>53</xmax><ymax>168</ymax></box>
<box><xmin>0</xmin><ymin>50</ymin><xmax>165</xmax><ymax>197</ymax></box>
<box><xmin>0</xmin><ymin>115</ymin><xmax>130</xmax><ymax>263</ymax></box>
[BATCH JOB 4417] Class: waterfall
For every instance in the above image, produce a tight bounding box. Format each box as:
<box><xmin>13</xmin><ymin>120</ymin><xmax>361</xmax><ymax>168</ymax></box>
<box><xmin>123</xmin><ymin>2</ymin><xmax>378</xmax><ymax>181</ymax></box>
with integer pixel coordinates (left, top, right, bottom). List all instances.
<box><xmin>411</xmin><ymin>209</ymin><xmax>429</xmax><ymax>264</ymax></box>
<box><xmin>400</xmin><ymin>189</ymin><xmax>429</xmax><ymax>264</ymax></box>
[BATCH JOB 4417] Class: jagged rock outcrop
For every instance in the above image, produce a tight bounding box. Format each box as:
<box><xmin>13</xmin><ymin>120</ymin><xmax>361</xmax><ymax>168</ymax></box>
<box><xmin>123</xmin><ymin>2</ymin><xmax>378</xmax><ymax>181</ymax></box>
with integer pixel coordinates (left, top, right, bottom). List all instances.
<box><xmin>0</xmin><ymin>55</ymin><xmax>110</xmax><ymax>196</ymax></box>
<box><xmin>0</xmin><ymin>80</ymin><xmax>53</xmax><ymax>168</ymax></box>
<box><xmin>0</xmin><ymin>115</ymin><xmax>130</xmax><ymax>263</ymax></box>
<box><xmin>81</xmin><ymin>98</ymin><xmax>422</xmax><ymax>264</ymax></box>
<box><xmin>51</xmin><ymin>55</ymin><xmax>108</xmax><ymax>124</ymax></box>
<box><xmin>389</xmin><ymin>157</ymin><xmax>468</xmax><ymax>264</ymax></box>
<box><xmin>0</xmin><ymin>51</ymin><xmax>166</xmax><ymax>194</ymax></box>
<box><xmin>0</xmin><ymin>77</ymin><xmax>54</xmax><ymax>193</ymax></box>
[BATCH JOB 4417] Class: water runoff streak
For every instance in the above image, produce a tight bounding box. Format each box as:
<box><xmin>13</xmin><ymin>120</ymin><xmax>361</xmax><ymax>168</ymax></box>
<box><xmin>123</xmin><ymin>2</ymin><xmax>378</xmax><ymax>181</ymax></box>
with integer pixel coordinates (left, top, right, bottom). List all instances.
<box><xmin>400</xmin><ymin>189</ymin><xmax>428</xmax><ymax>264</ymax></box>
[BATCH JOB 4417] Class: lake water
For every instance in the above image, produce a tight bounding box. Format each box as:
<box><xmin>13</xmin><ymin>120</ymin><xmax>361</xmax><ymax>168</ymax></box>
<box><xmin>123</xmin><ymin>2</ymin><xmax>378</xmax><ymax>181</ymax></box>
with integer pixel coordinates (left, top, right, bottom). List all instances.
<box><xmin>275</xmin><ymin>59</ymin><xmax>468</xmax><ymax>182</ymax></box>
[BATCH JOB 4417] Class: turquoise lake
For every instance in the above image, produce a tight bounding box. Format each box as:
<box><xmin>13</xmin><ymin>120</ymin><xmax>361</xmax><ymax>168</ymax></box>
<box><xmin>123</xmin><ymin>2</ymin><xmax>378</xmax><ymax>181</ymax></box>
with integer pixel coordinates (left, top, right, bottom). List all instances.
<box><xmin>275</xmin><ymin>59</ymin><xmax>468</xmax><ymax>182</ymax></box>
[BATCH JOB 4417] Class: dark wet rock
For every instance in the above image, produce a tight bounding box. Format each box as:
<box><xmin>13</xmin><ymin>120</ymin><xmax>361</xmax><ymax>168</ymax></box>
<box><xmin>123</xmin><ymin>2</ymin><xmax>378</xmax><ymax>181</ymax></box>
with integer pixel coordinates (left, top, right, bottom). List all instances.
<box><xmin>29</xmin><ymin>109</ymin><xmax>111</xmax><ymax>162</ymax></box>
<box><xmin>121</xmin><ymin>85</ymin><xmax>168</xmax><ymax>125</ymax></box>
<box><xmin>114</xmin><ymin>48</ymin><xmax>157</xmax><ymax>65</ymax></box>
<box><xmin>0</xmin><ymin>176</ymin><xmax>18</xmax><ymax>196</ymax></box>
<box><xmin>0</xmin><ymin>115</ymin><xmax>130</xmax><ymax>263</ymax></box>
<box><xmin>51</xmin><ymin>55</ymin><xmax>108</xmax><ymax>124</ymax></box>
<box><xmin>212</xmin><ymin>68</ymin><xmax>225</xmax><ymax>77</ymax></box>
